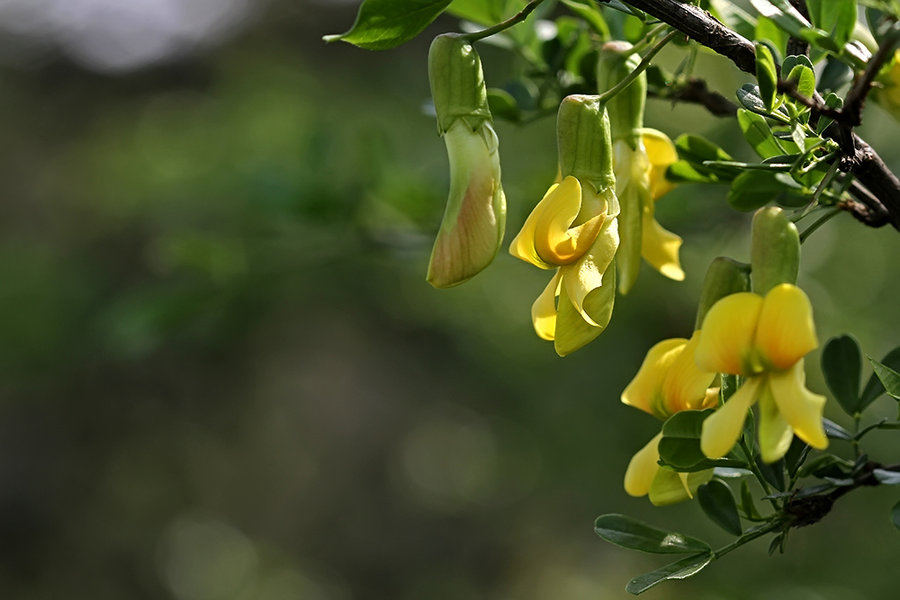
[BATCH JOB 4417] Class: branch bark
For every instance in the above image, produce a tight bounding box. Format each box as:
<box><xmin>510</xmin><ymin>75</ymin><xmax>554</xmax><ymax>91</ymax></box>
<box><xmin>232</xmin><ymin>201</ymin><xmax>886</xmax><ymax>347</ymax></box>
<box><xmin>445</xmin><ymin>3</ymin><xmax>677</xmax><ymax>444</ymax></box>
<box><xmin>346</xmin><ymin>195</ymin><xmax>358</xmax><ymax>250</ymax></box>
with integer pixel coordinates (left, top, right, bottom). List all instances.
<box><xmin>607</xmin><ymin>0</ymin><xmax>900</xmax><ymax>230</ymax></box>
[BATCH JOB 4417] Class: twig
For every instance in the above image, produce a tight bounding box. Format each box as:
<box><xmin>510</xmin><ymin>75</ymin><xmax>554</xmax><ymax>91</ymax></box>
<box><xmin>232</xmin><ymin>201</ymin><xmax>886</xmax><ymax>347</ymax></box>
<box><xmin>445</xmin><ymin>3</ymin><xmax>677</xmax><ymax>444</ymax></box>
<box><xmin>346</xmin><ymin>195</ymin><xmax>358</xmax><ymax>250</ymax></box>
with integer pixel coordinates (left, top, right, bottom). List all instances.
<box><xmin>649</xmin><ymin>77</ymin><xmax>739</xmax><ymax>116</ymax></box>
<box><xmin>461</xmin><ymin>0</ymin><xmax>546</xmax><ymax>42</ymax></box>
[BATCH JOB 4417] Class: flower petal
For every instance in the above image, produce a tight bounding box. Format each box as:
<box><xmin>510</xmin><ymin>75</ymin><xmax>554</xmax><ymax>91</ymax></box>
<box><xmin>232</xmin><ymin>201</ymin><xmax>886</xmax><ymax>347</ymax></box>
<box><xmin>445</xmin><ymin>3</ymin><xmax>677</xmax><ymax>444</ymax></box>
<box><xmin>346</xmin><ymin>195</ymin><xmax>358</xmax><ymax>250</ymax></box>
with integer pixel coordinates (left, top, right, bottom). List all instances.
<box><xmin>614</xmin><ymin>142</ymin><xmax>650</xmax><ymax>295</ymax></box>
<box><xmin>662</xmin><ymin>332</ymin><xmax>717</xmax><ymax>413</ymax></box>
<box><xmin>624</xmin><ymin>432</ymin><xmax>662</xmax><ymax>497</ymax></box>
<box><xmin>553</xmin><ymin>268</ymin><xmax>614</xmax><ymax>356</ymax></box>
<box><xmin>695</xmin><ymin>292</ymin><xmax>764</xmax><ymax>375</ymax></box>
<box><xmin>531</xmin><ymin>270</ymin><xmax>561</xmax><ymax>341</ymax></box>
<box><xmin>641</xmin><ymin>215</ymin><xmax>684</xmax><ymax>281</ymax></box>
<box><xmin>639</xmin><ymin>128</ymin><xmax>677</xmax><ymax>200</ymax></box>
<box><xmin>534</xmin><ymin>176</ymin><xmax>605</xmax><ymax>265</ymax></box>
<box><xmin>757</xmin><ymin>382</ymin><xmax>794</xmax><ymax>462</ymax></box>
<box><xmin>768</xmin><ymin>360</ymin><xmax>828</xmax><ymax>450</ymax></box>
<box><xmin>755</xmin><ymin>284</ymin><xmax>818</xmax><ymax>371</ymax></box>
<box><xmin>509</xmin><ymin>183</ymin><xmax>561</xmax><ymax>270</ymax></box>
<box><xmin>622</xmin><ymin>338</ymin><xmax>688</xmax><ymax>418</ymax></box>
<box><xmin>562</xmin><ymin>218</ymin><xmax>618</xmax><ymax>326</ymax></box>
<box><xmin>648</xmin><ymin>467</ymin><xmax>693</xmax><ymax>506</ymax></box>
<box><xmin>701</xmin><ymin>376</ymin><xmax>762</xmax><ymax>458</ymax></box>
<box><xmin>428</xmin><ymin>121</ymin><xmax>506</xmax><ymax>287</ymax></box>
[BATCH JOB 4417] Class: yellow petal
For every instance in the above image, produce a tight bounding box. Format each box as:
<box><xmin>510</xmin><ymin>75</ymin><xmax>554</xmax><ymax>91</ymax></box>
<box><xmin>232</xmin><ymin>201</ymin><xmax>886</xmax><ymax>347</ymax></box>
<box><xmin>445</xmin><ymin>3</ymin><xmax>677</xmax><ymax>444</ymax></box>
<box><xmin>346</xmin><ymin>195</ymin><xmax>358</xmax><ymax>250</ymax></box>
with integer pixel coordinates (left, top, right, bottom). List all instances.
<box><xmin>639</xmin><ymin>128</ymin><xmax>677</xmax><ymax>200</ymax></box>
<box><xmin>614</xmin><ymin>143</ymin><xmax>650</xmax><ymax>295</ymax></box>
<box><xmin>641</xmin><ymin>214</ymin><xmax>684</xmax><ymax>281</ymax></box>
<box><xmin>755</xmin><ymin>284</ymin><xmax>818</xmax><ymax>371</ymax></box>
<box><xmin>622</xmin><ymin>338</ymin><xmax>688</xmax><ymax>418</ymax></box>
<box><xmin>757</xmin><ymin>382</ymin><xmax>794</xmax><ymax>462</ymax></box>
<box><xmin>531</xmin><ymin>271</ymin><xmax>561</xmax><ymax>341</ymax></box>
<box><xmin>648</xmin><ymin>467</ymin><xmax>693</xmax><ymax>506</ymax></box>
<box><xmin>553</xmin><ymin>268</ymin><xmax>614</xmax><ymax>356</ymax></box>
<box><xmin>562</xmin><ymin>218</ymin><xmax>618</xmax><ymax>326</ymax></box>
<box><xmin>701</xmin><ymin>387</ymin><xmax>721</xmax><ymax>411</ymax></box>
<box><xmin>695</xmin><ymin>292</ymin><xmax>764</xmax><ymax>375</ymax></box>
<box><xmin>650</xmin><ymin>468</ymin><xmax>714</xmax><ymax>505</ymax></box>
<box><xmin>768</xmin><ymin>360</ymin><xmax>828</xmax><ymax>449</ymax></box>
<box><xmin>701</xmin><ymin>376</ymin><xmax>762</xmax><ymax>458</ymax></box>
<box><xmin>533</xmin><ymin>177</ymin><xmax>605</xmax><ymax>265</ymax></box>
<box><xmin>624</xmin><ymin>432</ymin><xmax>662</xmax><ymax>497</ymax></box>
<box><xmin>509</xmin><ymin>183</ymin><xmax>560</xmax><ymax>270</ymax></box>
<box><xmin>661</xmin><ymin>331</ymin><xmax>717</xmax><ymax>414</ymax></box>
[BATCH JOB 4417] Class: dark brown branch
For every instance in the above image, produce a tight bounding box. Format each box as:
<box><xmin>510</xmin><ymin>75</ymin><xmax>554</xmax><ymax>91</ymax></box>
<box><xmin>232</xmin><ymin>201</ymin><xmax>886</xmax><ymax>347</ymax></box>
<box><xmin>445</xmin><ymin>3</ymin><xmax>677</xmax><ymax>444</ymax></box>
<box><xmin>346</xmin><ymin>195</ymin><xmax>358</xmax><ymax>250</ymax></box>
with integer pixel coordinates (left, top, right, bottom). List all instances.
<box><xmin>786</xmin><ymin>0</ymin><xmax>811</xmax><ymax>57</ymax></box>
<box><xmin>649</xmin><ymin>77</ymin><xmax>738</xmax><ymax>116</ymax></box>
<box><xmin>606</xmin><ymin>0</ymin><xmax>900</xmax><ymax>231</ymax></box>
<box><xmin>608</xmin><ymin>0</ymin><xmax>757</xmax><ymax>73</ymax></box>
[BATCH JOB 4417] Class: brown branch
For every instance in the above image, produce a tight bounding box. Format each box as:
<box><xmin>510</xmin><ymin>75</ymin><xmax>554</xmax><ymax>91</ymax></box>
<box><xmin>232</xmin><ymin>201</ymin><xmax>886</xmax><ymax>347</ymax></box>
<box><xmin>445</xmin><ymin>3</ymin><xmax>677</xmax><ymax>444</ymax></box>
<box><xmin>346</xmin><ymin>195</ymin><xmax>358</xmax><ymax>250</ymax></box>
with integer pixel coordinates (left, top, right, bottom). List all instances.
<box><xmin>786</xmin><ymin>0</ymin><xmax>811</xmax><ymax>57</ymax></box>
<box><xmin>604</xmin><ymin>0</ymin><xmax>900</xmax><ymax>231</ymax></box>
<box><xmin>649</xmin><ymin>77</ymin><xmax>738</xmax><ymax>116</ymax></box>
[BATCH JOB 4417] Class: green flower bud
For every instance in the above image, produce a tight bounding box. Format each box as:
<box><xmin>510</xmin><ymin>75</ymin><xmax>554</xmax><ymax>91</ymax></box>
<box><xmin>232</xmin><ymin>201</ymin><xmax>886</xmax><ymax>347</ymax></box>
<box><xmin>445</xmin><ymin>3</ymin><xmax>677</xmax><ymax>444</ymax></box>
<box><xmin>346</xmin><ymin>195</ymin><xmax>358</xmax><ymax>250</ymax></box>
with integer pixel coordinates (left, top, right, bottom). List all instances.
<box><xmin>426</xmin><ymin>34</ymin><xmax>506</xmax><ymax>288</ymax></box>
<box><xmin>428</xmin><ymin>34</ymin><xmax>491</xmax><ymax>134</ymax></box>
<box><xmin>695</xmin><ymin>257</ymin><xmax>751</xmax><ymax>329</ymax></box>
<box><xmin>556</xmin><ymin>95</ymin><xmax>616</xmax><ymax>194</ymax></box>
<box><xmin>597</xmin><ymin>41</ymin><xmax>645</xmax><ymax>148</ymax></box>
<box><xmin>751</xmin><ymin>207</ymin><xmax>800</xmax><ymax>294</ymax></box>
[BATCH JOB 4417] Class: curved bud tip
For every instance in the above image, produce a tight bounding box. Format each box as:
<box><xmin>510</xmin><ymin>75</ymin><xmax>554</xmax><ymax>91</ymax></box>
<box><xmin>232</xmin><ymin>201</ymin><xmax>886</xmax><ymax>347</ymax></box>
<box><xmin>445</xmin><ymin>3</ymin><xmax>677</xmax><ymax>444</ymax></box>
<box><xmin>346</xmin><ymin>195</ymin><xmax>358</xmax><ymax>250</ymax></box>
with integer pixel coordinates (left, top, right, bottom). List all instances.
<box><xmin>427</xmin><ymin>121</ymin><xmax>506</xmax><ymax>288</ymax></box>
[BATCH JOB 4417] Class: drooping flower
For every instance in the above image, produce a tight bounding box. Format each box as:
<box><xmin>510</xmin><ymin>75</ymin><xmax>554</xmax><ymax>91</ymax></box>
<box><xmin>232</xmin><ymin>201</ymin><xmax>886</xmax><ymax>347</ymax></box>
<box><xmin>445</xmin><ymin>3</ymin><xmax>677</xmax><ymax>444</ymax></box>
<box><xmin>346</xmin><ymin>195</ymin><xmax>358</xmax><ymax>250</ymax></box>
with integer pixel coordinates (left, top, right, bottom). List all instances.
<box><xmin>598</xmin><ymin>42</ymin><xmax>684</xmax><ymax>294</ymax></box>
<box><xmin>426</xmin><ymin>34</ymin><xmax>506</xmax><ymax>288</ymax></box>
<box><xmin>621</xmin><ymin>332</ymin><xmax>718</xmax><ymax>505</ymax></box>
<box><xmin>695</xmin><ymin>283</ymin><xmax>828</xmax><ymax>463</ymax></box>
<box><xmin>509</xmin><ymin>95</ymin><xmax>619</xmax><ymax>356</ymax></box>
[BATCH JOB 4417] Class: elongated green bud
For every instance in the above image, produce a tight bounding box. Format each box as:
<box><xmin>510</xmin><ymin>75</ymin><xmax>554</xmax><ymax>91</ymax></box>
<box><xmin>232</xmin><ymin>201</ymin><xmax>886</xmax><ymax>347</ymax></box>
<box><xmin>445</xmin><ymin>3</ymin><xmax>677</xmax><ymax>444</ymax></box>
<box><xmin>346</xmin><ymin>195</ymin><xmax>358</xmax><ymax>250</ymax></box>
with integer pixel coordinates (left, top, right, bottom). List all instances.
<box><xmin>428</xmin><ymin>34</ymin><xmax>491</xmax><ymax>134</ymax></box>
<box><xmin>597</xmin><ymin>41</ymin><xmax>645</xmax><ymax>148</ymax></box>
<box><xmin>556</xmin><ymin>95</ymin><xmax>616</xmax><ymax>191</ymax></box>
<box><xmin>751</xmin><ymin>207</ymin><xmax>800</xmax><ymax>294</ymax></box>
<box><xmin>695</xmin><ymin>257</ymin><xmax>751</xmax><ymax>329</ymax></box>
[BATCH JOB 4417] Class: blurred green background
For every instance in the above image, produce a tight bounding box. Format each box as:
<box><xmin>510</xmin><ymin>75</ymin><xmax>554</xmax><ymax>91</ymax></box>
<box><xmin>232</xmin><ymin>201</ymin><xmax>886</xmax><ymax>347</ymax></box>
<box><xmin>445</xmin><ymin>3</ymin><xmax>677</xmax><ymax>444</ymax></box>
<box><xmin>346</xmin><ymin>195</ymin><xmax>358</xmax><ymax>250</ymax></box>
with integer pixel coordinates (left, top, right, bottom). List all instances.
<box><xmin>0</xmin><ymin>1</ymin><xmax>899</xmax><ymax>599</ymax></box>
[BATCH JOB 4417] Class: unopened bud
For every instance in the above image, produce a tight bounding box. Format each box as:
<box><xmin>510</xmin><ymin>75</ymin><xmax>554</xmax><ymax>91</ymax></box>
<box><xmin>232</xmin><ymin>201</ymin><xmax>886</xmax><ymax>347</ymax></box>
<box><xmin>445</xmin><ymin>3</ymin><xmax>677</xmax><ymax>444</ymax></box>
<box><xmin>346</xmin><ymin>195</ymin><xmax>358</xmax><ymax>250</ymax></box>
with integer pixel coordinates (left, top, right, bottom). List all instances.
<box><xmin>597</xmin><ymin>42</ymin><xmax>645</xmax><ymax>148</ymax></box>
<box><xmin>751</xmin><ymin>207</ymin><xmax>800</xmax><ymax>294</ymax></box>
<box><xmin>428</xmin><ymin>34</ymin><xmax>491</xmax><ymax>134</ymax></box>
<box><xmin>695</xmin><ymin>257</ymin><xmax>751</xmax><ymax>329</ymax></box>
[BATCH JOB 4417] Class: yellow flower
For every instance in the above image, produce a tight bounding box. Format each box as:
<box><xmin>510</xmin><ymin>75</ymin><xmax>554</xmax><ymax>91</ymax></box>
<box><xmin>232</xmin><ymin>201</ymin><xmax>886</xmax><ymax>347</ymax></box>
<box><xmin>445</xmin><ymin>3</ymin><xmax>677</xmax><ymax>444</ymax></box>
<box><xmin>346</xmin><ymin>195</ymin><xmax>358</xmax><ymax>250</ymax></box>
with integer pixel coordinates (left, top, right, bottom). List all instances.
<box><xmin>621</xmin><ymin>332</ymin><xmax>718</xmax><ymax>505</ymax></box>
<box><xmin>509</xmin><ymin>175</ymin><xmax>618</xmax><ymax>356</ymax></box>
<box><xmin>695</xmin><ymin>283</ymin><xmax>828</xmax><ymax>463</ymax></box>
<box><xmin>614</xmin><ymin>129</ymin><xmax>684</xmax><ymax>294</ymax></box>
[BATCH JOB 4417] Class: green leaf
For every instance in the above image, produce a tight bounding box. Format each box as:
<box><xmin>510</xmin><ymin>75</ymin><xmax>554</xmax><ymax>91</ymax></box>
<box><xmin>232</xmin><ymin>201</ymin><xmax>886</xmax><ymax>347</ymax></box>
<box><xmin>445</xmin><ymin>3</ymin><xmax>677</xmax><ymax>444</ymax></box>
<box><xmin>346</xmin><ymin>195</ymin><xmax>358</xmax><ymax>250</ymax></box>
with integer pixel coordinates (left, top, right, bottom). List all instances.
<box><xmin>486</xmin><ymin>88</ymin><xmax>520</xmax><ymax>122</ymax></box>
<box><xmin>860</xmin><ymin>347</ymin><xmax>900</xmax><ymax>409</ymax></box>
<box><xmin>869</xmin><ymin>356</ymin><xmax>900</xmax><ymax>401</ymax></box>
<box><xmin>823</xmin><ymin>418</ymin><xmax>853</xmax><ymax>441</ymax></box>
<box><xmin>737</xmin><ymin>83</ymin><xmax>769</xmax><ymax>113</ymax></box>
<box><xmin>806</xmin><ymin>0</ymin><xmax>857</xmax><ymax>49</ymax></box>
<box><xmin>756</xmin><ymin>456</ymin><xmax>785</xmax><ymax>491</ymax></box>
<box><xmin>594</xmin><ymin>514</ymin><xmax>711</xmax><ymax>554</ymax></box>
<box><xmin>674</xmin><ymin>134</ymin><xmax>734</xmax><ymax>163</ymax></box>
<box><xmin>756</xmin><ymin>18</ymin><xmax>787</xmax><ymax>62</ymax></box>
<box><xmin>891</xmin><ymin>500</ymin><xmax>900</xmax><ymax>531</ymax></box>
<box><xmin>698</xmin><ymin>480</ymin><xmax>743</xmax><ymax>535</ymax></box>
<box><xmin>625</xmin><ymin>552</ymin><xmax>714</xmax><ymax>594</ymax></box>
<box><xmin>822</xmin><ymin>335</ymin><xmax>863</xmax><ymax>416</ymax></box>
<box><xmin>560</xmin><ymin>0</ymin><xmax>611</xmax><ymax>37</ymax></box>
<box><xmin>737</xmin><ymin>109</ymin><xmax>783</xmax><ymax>158</ymax></box>
<box><xmin>755</xmin><ymin>43</ymin><xmax>779</xmax><ymax>111</ymax></box>
<box><xmin>785</xmin><ymin>63</ymin><xmax>817</xmax><ymax>99</ymax></box>
<box><xmin>324</xmin><ymin>0</ymin><xmax>454</xmax><ymax>50</ymax></box>
<box><xmin>784</xmin><ymin>437</ymin><xmax>810</xmax><ymax>478</ymax></box>
<box><xmin>873</xmin><ymin>469</ymin><xmax>900</xmax><ymax>485</ymax></box>
<box><xmin>740</xmin><ymin>479</ymin><xmax>763</xmax><ymax>520</ymax></box>
<box><xmin>727</xmin><ymin>169</ymin><xmax>806</xmax><ymax>212</ymax></box>
<box><xmin>447</xmin><ymin>0</ymin><xmax>517</xmax><ymax>25</ymax></box>
<box><xmin>657</xmin><ymin>410</ymin><xmax>744</xmax><ymax>472</ymax></box>
<box><xmin>710</xmin><ymin>0</ymin><xmax>758</xmax><ymax>41</ymax></box>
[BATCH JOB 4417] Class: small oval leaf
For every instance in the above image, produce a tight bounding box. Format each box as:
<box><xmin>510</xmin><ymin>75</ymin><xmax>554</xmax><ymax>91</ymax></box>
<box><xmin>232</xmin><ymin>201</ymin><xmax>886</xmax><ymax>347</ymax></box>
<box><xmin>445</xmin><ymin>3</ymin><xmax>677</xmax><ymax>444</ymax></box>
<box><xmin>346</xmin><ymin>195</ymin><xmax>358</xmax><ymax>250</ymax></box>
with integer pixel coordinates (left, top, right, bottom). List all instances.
<box><xmin>625</xmin><ymin>552</ymin><xmax>714</xmax><ymax>594</ymax></box>
<box><xmin>594</xmin><ymin>514</ymin><xmax>711</xmax><ymax>554</ymax></box>
<box><xmin>698</xmin><ymin>480</ymin><xmax>744</xmax><ymax>535</ymax></box>
<box><xmin>822</xmin><ymin>335</ymin><xmax>862</xmax><ymax>416</ymax></box>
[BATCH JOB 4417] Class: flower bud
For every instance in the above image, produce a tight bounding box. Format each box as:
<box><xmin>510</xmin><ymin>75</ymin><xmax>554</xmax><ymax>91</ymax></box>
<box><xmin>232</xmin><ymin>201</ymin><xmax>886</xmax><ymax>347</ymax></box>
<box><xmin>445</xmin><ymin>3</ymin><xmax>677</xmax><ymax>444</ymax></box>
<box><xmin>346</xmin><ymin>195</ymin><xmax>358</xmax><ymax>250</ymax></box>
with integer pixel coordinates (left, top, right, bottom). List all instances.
<box><xmin>428</xmin><ymin>34</ymin><xmax>491</xmax><ymax>134</ymax></box>
<box><xmin>556</xmin><ymin>95</ymin><xmax>616</xmax><ymax>197</ymax></box>
<box><xmin>750</xmin><ymin>207</ymin><xmax>800</xmax><ymax>295</ymax></box>
<box><xmin>596</xmin><ymin>42</ymin><xmax>645</xmax><ymax>148</ymax></box>
<box><xmin>695</xmin><ymin>257</ymin><xmax>751</xmax><ymax>329</ymax></box>
<box><xmin>426</xmin><ymin>34</ymin><xmax>506</xmax><ymax>288</ymax></box>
